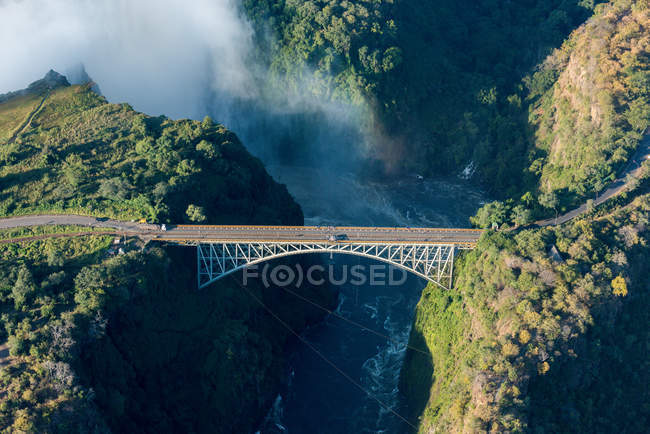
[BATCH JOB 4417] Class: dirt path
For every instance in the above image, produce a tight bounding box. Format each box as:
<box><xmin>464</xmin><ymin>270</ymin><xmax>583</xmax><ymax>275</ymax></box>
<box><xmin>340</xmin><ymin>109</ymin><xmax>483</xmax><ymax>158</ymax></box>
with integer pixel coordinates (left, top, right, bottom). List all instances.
<box><xmin>6</xmin><ymin>91</ymin><xmax>49</xmax><ymax>144</ymax></box>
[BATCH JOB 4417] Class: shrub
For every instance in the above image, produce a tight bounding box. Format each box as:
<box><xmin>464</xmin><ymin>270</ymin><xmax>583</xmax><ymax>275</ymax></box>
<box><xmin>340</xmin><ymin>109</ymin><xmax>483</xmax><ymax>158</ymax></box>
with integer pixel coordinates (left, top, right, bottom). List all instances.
<box><xmin>186</xmin><ymin>204</ymin><xmax>207</xmax><ymax>222</ymax></box>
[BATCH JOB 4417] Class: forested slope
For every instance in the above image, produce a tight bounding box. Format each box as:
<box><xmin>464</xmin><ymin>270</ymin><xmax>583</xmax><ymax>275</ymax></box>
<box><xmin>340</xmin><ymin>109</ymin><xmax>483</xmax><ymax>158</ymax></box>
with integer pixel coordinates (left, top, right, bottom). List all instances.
<box><xmin>531</xmin><ymin>0</ymin><xmax>649</xmax><ymax>203</ymax></box>
<box><xmin>0</xmin><ymin>74</ymin><xmax>301</xmax><ymax>224</ymax></box>
<box><xmin>400</xmin><ymin>1</ymin><xmax>650</xmax><ymax>431</ymax></box>
<box><xmin>0</xmin><ymin>73</ymin><xmax>335</xmax><ymax>433</ymax></box>
<box><xmin>242</xmin><ymin>0</ymin><xmax>649</xmax><ymax>208</ymax></box>
<box><xmin>402</xmin><ymin>168</ymin><xmax>650</xmax><ymax>432</ymax></box>
<box><xmin>240</xmin><ymin>0</ymin><xmax>598</xmax><ymax>192</ymax></box>
<box><xmin>468</xmin><ymin>0</ymin><xmax>649</xmax><ymax>225</ymax></box>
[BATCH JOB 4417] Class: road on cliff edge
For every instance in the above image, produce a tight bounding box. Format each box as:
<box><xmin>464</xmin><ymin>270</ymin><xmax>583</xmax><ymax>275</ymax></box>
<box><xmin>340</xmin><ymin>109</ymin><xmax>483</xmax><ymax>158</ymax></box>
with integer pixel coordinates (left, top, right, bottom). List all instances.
<box><xmin>536</xmin><ymin>133</ymin><xmax>650</xmax><ymax>226</ymax></box>
<box><xmin>1</xmin><ymin>133</ymin><xmax>647</xmax><ymax>243</ymax></box>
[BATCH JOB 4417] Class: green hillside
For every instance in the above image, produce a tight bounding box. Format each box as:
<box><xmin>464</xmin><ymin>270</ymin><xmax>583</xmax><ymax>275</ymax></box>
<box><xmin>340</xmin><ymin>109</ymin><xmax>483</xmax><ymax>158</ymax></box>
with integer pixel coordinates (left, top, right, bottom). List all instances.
<box><xmin>242</xmin><ymin>0</ymin><xmax>648</xmax><ymax>208</ymax></box>
<box><xmin>400</xmin><ymin>1</ymin><xmax>650</xmax><ymax>431</ymax></box>
<box><xmin>0</xmin><ymin>78</ymin><xmax>301</xmax><ymax>225</ymax></box>
<box><xmin>241</xmin><ymin>0</ymin><xmax>598</xmax><ymax>191</ymax></box>
<box><xmin>531</xmin><ymin>1</ymin><xmax>649</xmax><ymax>202</ymax></box>
<box><xmin>403</xmin><ymin>167</ymin><xmax>650</xmax><ymax>432</ymax></box>
<box><xmin>0</xmin><ymin>74</ymin><xmax>335</xmax><ymax>433</ymax></box>
<box><xmin>0</xmin><ymin>0</ymin><xmax>648</xmax><ymax>431</ymax></box>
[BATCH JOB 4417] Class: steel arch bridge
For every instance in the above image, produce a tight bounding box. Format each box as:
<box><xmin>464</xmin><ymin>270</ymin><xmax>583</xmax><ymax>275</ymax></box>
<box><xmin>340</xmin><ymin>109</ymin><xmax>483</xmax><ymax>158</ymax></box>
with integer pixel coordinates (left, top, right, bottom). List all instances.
<box><xmin>0</xmin><ymin>216</ymin><xmax>483</xmax><ymax>289</ymax></box>
<box><xmin>196</xmin><ymin>241</ymin><xmax>472</xmax><ymax>290</ymax></box>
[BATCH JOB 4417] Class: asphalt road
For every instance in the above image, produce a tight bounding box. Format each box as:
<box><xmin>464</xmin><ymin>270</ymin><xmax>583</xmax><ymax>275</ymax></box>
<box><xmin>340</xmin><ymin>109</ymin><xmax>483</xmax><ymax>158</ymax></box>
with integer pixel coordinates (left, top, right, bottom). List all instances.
<box><xmin>2</xmin><ymin>129</ymin><xmax>647</xmax><ymax>243</ymax></box>
<box><xmin>536</xmin><ymin>133</ymin><xmax>650</xmax><ymax>226</ymax></box>
<box><xmin>2</xmin><ymin>132</ymin><xmax>647</xmax><ymax>241</ymax></box>
<box><xmin>0</xmin><ymin>214</ymin><xmax>146</xmax><ymax>232</ymax></box>
<box><xmin>7</xmin><ymin>131</ymin><xmax>646</xmax><ymax>242</ymax></box>
<box><xmin>160</xmin><ymin>225</ymin><xmax>483</xmax><ymax>246</ymax></box>
<box><xmin>0</xmin><ymin>215</ymin><xmax>483</xmax><ymax>246</ymax></box>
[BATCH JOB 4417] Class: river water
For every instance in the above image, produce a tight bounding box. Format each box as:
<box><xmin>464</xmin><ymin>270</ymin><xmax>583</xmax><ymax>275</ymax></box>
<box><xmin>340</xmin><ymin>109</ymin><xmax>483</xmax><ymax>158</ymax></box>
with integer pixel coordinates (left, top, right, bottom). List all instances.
<box><xmin>257</xmin><ymin>165</ymin><xmax>486</xmax><ymax>433</ymax></box>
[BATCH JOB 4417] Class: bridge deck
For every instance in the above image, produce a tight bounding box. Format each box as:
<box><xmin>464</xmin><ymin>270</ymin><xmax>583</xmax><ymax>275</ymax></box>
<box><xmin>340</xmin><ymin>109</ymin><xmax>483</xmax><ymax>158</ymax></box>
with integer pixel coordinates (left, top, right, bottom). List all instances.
<box><xmin>158</xmin><ymin>225</ymin><xmax>482</xmax><ymax>246</ymax></box>
<box><xmin>0</xmin><ymin>215</ymin><xmax>482</xmax><ymax>289</ymax></box>
<box><xmin>0</xmin><ymin>215</ymin><xmax>483</xmax><ymax>246</ymax></box>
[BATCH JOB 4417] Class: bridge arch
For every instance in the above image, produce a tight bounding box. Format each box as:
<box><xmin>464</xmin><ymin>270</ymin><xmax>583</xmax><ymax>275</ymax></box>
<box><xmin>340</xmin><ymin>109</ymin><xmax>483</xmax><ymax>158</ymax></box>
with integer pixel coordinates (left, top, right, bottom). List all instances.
<box><xmin>197</xmin><ymin>241</ymin><xmax>459</xmax><ymax>290</ymax></box>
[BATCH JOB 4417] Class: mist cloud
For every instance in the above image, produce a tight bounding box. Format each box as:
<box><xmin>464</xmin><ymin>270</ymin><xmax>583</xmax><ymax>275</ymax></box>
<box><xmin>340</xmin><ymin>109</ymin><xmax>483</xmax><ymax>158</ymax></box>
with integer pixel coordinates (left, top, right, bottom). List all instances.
<box><xmin>0</xmin><ymin>0</ymin><xmax>378</xmax><ymax>174</ymax></box>
<box><xmin>0</xmin><ymin>0</ymin><xmax>255</xmax><ymax>119</ymax></box>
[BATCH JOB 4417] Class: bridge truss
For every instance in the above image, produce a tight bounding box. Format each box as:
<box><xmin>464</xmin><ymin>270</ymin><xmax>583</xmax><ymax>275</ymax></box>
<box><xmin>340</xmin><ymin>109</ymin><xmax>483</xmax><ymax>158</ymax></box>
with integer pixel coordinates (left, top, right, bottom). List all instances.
<box><xmin>197</xmin><ymin>241</ymin><xmax>467</xmax><ymax>290</ymax></box>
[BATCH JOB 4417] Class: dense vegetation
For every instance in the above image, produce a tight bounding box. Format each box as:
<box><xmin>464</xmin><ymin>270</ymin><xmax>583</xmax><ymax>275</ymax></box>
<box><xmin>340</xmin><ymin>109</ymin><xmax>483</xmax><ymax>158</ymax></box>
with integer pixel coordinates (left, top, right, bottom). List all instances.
<box><xmin>531</xmin><ymin>1</ymin><xmax>649</xmax><ymax>203</ymax></box>
<box><xmin>0</xmin><ymin>75</ymin><xmax>337</xmax><ymax>433</ymax></box>
<box><xmin>465</xmin><ymin>0</ymin><xmax>649</xmax><ymax>229</ymax></box>
<box><xmin>0</xmin><ymin>77</ymin><xmax>301</xmax><ymax>224</ymax></box>
<box><xmin>1</xmin><ymin>0</ymin><xmax>648</xmax><ymax>431</ymax></box>
<box><xmin>398</xmin><ymin>2</ymin><xmax>650</xmax><ymax>431</ymax></box>
<box><xmin>0</xmin><ymin>233</ymin><xmax>114</xmax><ymax>432</ymax></box>
<box><xmin>241</xmin><ymin>0</ymin><xmax>607</xmax><ymax>192</ymax></box>
<box><xmin>0</xmin><ymin>233</ymin><xmax>336</xmax><ymax>432</ymax></box>
<box><xmin>242</xmin><ymin>0</ymin><xmax>649</xmax><ymax>213</ymax></box>
<box><xmin>402</xmin><ymin>166</ymin><xmax>650</xmax><ymax>432</ymax></box>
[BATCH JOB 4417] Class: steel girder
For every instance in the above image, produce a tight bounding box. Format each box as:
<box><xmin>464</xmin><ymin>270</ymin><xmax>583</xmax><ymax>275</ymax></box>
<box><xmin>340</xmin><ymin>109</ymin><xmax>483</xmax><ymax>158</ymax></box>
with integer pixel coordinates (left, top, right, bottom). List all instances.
<box><xmin>197</xmin><ymin>242</ymin><xmax>459</xmax><ymax>290</ymax></box>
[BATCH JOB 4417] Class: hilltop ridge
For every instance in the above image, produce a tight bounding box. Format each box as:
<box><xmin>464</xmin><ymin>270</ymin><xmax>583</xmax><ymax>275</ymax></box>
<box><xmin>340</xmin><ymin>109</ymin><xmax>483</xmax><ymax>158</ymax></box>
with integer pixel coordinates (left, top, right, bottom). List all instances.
<box><xmin>0</xmin><ymin>70</ymin><xmax>70</xmax><ymax>104</ymax></box>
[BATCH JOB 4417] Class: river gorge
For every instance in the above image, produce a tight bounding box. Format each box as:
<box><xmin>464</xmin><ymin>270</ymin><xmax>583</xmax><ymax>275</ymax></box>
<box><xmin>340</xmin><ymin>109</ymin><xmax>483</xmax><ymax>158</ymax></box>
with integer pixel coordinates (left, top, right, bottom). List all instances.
<box><xmin>254</xmin><ymin>165</ymin><xmax>486</xmax><ymax>432</ymax></box>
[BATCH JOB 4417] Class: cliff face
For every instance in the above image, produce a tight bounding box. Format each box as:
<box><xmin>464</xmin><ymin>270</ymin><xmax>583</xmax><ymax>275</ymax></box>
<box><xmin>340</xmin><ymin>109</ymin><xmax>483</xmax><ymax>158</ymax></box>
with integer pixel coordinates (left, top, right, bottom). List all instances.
<box><xmin>400</xmin><ymin>1</ymin><xmax>650</xmax><ymax>430</ymax></box>
<box><xmin>531</xmin><ymin>1</ymin><xmax>649</xmax><ymax>201</ymax></box>
<box><xmin>0</xmin><ymin>72</ymin><xmax>334</xmax><ymax>432</ymax></box>
<box><xmin>74</xmin><ymin>248</ymin><xmax>336</xmax><ymax>433</ymax></box>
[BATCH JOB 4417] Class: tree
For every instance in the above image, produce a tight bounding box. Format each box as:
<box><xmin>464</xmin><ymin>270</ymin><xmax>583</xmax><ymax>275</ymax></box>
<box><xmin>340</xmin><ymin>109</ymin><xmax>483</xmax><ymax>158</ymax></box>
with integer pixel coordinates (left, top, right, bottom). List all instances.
<box><xmin>74</xmin><ymin>266</ymin><xmax>107</xmax><ymax>314</ymax></box>
<box><xmin>135</xmin><ymin>137</ymin><xmax>154</xmax><ymax>156</ymax></box>
<box><xmin>46</xmin><ymin>248</ymin><xmax>65</xmax><ymax>267</ymax></box>
<box><xmin>12</xmin><ymin>266</ymin><xmax>37</xmax><ymax>310</ymax></box>
<box><xmin>196</xmin><ymin>140</ymin><xmax>220</xmax><ymax>160</ymax></box>
<box><xmin>611</xmin><ymin>275</ymin><xmax>628</xmax><ymax>297</ymax></box>
<box><xmin>62</xmin><ymin>154</ymin><xmax>87</xmax><ymax>188</ymax></box>
<box><xmin>8</xmin><ymin>334</ymin><xmax>28</xmax><ymax>356</ymax></box>
<box><xmin>382</xmin><ymin>47</ymin><xmax>403</xmax><ymax>72</ymax></box>
<box><xmin>512</xmin><ymin>205</ymin><xmax>532</xmax><ymax>227</ymax></box>
<box><xmin>98</xmin><ymin>177</ymin><xmax>131</xmax><ymax>200</ymax></box>
<box><xmin>153</xmin><ymin>182</ymin><xmax>169</xmax><ymax>202</ymax></box>
<box><xmin>131</xmin><ymin>116</ymin><xmax>148</xmax><ymax>137</ymax></box>
<box><xmin>176</xmin><ymin>159</ymin><xmax>200</xmax><ymax>177</ymax></box>
<box><xmin>593</xmin><ymin>177</ymin><xmax>605</xmax><ymax>200</ymax></box>
<box><xmin>539</xmin><ymin>191</ymin><xmax>559</xmax><ymax>222</ymax></box>
<box><xmin>625</xmin><ymin>173</ymin><xmax>640</xmax><ymax>191</ymax></box>
<box><xmin>186</xmin><ymin>204</ymin><xmax>207</xmax><ymax>222</ymax></box>
<box><xmin>201</xmin><ymin>116</ymin><xmax>215</xmax><ymax>130</ymax></box>
<box><xmin>49</xmin><ymin>316</ymin><xmax>76</xmax><ymax>359</ymax></box>
<box><xmin>470</xmin><ymin>201</ymin><xmax>508</xmax><ymax>229</ymax></box>
<box><xmin>521</xmin><ymin>191</ymin><xmax>535</xmax><ymax>207</ymax></box>
<box><xmin>41</xmin><ymin>271</ymin><xmax>66</xmax><ymax>289</ymax></box>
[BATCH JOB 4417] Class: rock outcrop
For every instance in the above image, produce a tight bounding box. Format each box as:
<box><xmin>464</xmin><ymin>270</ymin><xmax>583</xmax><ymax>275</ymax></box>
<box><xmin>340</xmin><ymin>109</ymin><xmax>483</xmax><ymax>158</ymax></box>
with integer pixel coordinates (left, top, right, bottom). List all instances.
<box><xmin>0</xmin><ymin>69</ymin><xmax>70</xmax><ymax>103</ymax></box>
